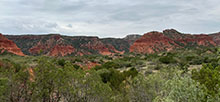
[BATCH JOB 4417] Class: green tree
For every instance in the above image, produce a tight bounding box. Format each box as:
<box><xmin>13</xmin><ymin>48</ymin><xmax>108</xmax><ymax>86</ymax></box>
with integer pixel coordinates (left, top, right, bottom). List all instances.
<box><xmin>60</xmin><ymin>62</ymin><xmax>113</xmax><ymax>102</ymax></box>
<box><xmin>0</xmin><ymin>78</ymin><xmax>9</xmax><ymax>101</ymax></box>
<box><xmin>127</xmin><ymin>67</ymin><xmax>179</xmax><ymax>102</ymax></box>
<box><xmin>192</xmin><ymin>63</ymin><xmax>220</xmax><ymax>96</ymax></box>
<box><xmin>31</xmin><ymin>57</ymin><xmax>113</xmax><ymax>102</ymax></box>
<box><xmin>31</xmin><ymin>57</ymin><xmax>63</xmax><ymax>102</ymax></box>
<box><xmin>100</xmin><ymin>68</ymin><xmax>125</xmax><ymax>91</ymax></box>
<box><xmin>127</xmin><ymin>75</ymin><xmax>150</xmax><ymax>102</ymax></box>
<box><xmin>0</xmin><ymin>60</ymin><xmax>31</xmax><ymax>102</ymax></box>
<box><xmin>154</xmin><ymin>75</ymin><xmax>206</xmax><ymax>102</ymax></box>
<box><xmin>159</xmin><ymin>55</ymin><xmax>177</xmax><ymax>64</ymax></box>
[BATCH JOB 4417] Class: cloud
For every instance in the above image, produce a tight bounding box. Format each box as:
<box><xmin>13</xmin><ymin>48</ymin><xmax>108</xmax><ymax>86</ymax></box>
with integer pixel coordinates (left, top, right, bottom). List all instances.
<box><xmin>0</xmin><ymin>0</ymin><xmax>220</xmax><ymax>37</ymax></box>
<box><xmin>67</xmin><ymin>24</ymin><xmax>73</xmax><ymax>28</ymax></box>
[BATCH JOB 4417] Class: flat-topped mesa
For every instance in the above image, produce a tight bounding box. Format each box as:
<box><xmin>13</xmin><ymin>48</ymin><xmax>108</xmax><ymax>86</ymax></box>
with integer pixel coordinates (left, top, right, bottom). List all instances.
<box><xmin>0</xmin><ymin>34</ymin><xmax>25</xmax><ymax>56</ymax></box>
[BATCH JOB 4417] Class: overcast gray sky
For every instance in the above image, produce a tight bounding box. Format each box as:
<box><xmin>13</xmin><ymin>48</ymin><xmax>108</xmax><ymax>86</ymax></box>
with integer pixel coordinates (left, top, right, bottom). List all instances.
<box><xmin>0</xmin><ymin>0</ymin><xmax>220</xmax><ymax>38</ymax></box>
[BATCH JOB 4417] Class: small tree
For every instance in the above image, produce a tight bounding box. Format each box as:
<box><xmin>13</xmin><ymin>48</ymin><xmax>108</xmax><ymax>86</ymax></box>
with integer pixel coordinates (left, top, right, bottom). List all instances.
<box><xmin>154</xmin><ymin>75</ymin><xmax>206</xmax><ymax>102</ymax></box>
<box><xmin>192</xmin><ymin>63</ymin><xmax>220</xmax><ymax>97</ymax></box>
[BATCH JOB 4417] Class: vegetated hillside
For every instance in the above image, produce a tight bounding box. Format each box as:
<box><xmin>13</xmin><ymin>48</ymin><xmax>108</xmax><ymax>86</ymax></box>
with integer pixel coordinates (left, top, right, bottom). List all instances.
<box><xmin>0</xmin><ymin>47</ymin><xmax>220</xmax><ymax>102</ymax></box>
<box><xmin>130</xmin><ymin>29</ymin><xmax>219</xmax><ymax>54</ymax></box>
<box><xmin>5</xmin><ymin>34</ymin><xmax>140</xmax><ymax>56</ymax></box>
<box><xmin>0</xmin><ymin>33</ymin><xmax>25</xmax><ymax>56</ymax></box>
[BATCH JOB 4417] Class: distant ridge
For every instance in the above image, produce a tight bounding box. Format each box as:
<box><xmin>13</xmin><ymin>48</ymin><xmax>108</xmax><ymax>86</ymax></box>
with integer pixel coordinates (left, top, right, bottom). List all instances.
<box><xmin>1</xmin><ymin>29</ymin><xmax>220</xmax><ymax>56</ymax></box>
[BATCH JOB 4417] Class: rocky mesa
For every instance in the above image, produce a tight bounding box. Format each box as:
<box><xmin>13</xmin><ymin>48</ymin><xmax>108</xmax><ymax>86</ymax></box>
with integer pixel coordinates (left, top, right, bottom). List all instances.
<box><xmin>130</xmin><ymin>29</ymin><xmax>218</xmax><ymax>54</ymax></box>
<box><xmin>2</xmin><ymin>29</ymin><xmax>220</xmax><ymax>56</ymax></box>
<box><xmin>5</xmin><ymin>34</ymin><xmax>140</xmax><ymax>56</ymax></box>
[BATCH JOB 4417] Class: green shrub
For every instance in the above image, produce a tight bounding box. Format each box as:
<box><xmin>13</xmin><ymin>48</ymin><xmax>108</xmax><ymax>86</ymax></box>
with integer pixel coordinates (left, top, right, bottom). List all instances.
<box><xmin>0</xmin><ymin>78</ymin><xmax>9</xmax><ymax>101</ymax></box>
<box><xmin>102</xmin><ymin>61</ymin><xmax>120</xmax><ymax>69</ymax></box>
<box><xmin>123</xmin><ymin>68</ymin><xmax>138</xmax><ymax>78</ymax></box>
<box><xmin>154</xmin><ymin>75</ymin><xmax>206</xmax><ymax>102</ymax></box>
<box><xmin>100</xmin><ymin>68</ymin><xmax>138</xmax><ymax>91</ymax></box>
<box><xmin>192</xmin><ymin>63</ymin><xmax>220</xmax><ymax>97</ymax></box>
<box><xmin>100</xmin><ymin>68</ymin><xmax>125</xmax><ymax>90</ymax></box>
<box><xmin>153</xmin><ymin>64</ymin><xmax>163</xmax><ymax>70</ymax></box>
<box><xmin>159</xmin><ymin>56</ymin><xmax>176</xmax><ymax>64</ymax></box>
<box><xmin>57</xmin><ymin>59</ymin><xmax>66</xmax><ymax>66</ymax></box>
<box><xmin>145</xmin><ymin>54</ymin><xmax>159</xmax><ymax>60</ymax></box>
<box><xmin>186</xmin><ymin>56</ymin><xmax>196</xmax><ymax>62</ymax></box>
<box><xmin>72</xmin><ymin>64</ymin><xmax>81</xmax><ymax>70</ymax></box>
<box><xmin>190</xmin><ymin>56</ymin><xmax>203</xmax><ymax>65</ymax></box>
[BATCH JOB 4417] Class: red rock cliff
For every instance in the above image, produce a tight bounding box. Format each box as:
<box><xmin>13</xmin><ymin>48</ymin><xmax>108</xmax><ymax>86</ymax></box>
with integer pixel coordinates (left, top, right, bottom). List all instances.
<box><xmin>0</xmin><ymin>34</ymin><xmax>25</xmax><ymax>56</ymax></box>
<box><xmin>81</xmin><ymin>38</ymin><xmax>124</xmax><ymax>55</ymax></box>
<box><xmin>130</xmin><ymin>31</ymin><xmax>178</xmax><ymax>53</ymax></box>
<box><xmin>130</xmin><ymin>29</ymin><xmax>217</xmax><ymax>54</ymax></box>
<box><xmin>48</xmin><ymin>45</ymin><xmax>75</xmax><ymax>56</ymax></box>
<box><xmin>29</xmin><ymin>34</ymin><xmax>76</xmax><ymax>56</ymax></box>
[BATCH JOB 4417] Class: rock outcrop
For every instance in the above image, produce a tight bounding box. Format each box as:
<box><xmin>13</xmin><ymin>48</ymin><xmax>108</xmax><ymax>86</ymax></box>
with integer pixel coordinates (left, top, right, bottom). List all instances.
<box><xmin>48</xmin><ymin>45</ymin><xmax>75</xmax><ymax>56</ymax></box>
<box><xmin>0</xmin><ymin>33</ymin><xmax>25</xmax><ymax>56</ymax></box>
<box><xmin>130</xmin><ymin>31</ymin><xmax>177</xmax><ymax>53</ymax></box>
<box><xmin>28</xmin><ymin>34</ymin><xmax>76</xmax><ymax>56</ymax></box>
<box><xmin>130</xmin><ymin>29</ymin><xmax>218</xmax><ymax>54</ymax></box>
<box><xmin>82</xmin><ymin>38</ymin><xmax>124</xmax><ymax>55</ymax></box>
<box><xmin>6</xmin><ymin>34</ymin><xmax>131</xmax><ymax>56</ymax></box>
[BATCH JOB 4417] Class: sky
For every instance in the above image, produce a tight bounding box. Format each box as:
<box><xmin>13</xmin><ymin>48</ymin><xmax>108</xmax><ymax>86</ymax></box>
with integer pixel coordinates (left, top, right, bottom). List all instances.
<box><xmin>0</xmin><ymin>0</ymin><xmax>220</xmax><ymax>38</ymax></box>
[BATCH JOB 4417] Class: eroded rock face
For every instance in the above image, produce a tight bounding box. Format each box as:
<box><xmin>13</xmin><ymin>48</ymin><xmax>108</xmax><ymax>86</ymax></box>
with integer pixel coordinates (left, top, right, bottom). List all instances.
<box><xmin>130</xmin><ymin>31</ymin><xmax>177</xmax><ymax>53</ymax></box>
<box><xmin>130</xmin><ymin>29</ymin><xmax>218</xmax><ymax>54</ymax></box>
<box><xmin>210</xmin><ymin>32</ymin><xmax>220</xmax><ymax>45</ymax></box>
<box><xmin>48</xmin><ymin>45</ymin><xmax>75</xmax><ymax>56</ymax></box>
<box><xmin>193</xmin><ymin>35</ymin><xmax>216</xmax><ymax>46</ymax></box>
<box><xmin>4</xmin><ymin>29</ymin><xmax>220</xmax><ymax>56</ymax></box>
<box><xmin>28</xmin><ymin>35</ymin><xmax>60</xmax><ymax>55</ymax></box>
<box><xmin>6</xmin><ymin>34</ymin><xmax>128</xmax><ymax>56</ymax></box>
<box><xmin>163</xmin><ymin>29</ymin><xmax>216</xmax><ymax>46</ymax></box>
<box><xmin>29</xmin><ymin>41</ymin><xmax>50</xmax><ymax>54</ymax></box>
<box><xmin>28</xmin><ymin>34</ymin><xmax>76</xmax><ymax>56</ymax></box>
<box><xmin>0</xmin><ymin>34</ymin><xmax>25</xmax><ymax>56</ymax></box>
<box><xmin>82</xmin><ymin>39</ymin><xmax>123</xmax><ymax>55</ymax></box>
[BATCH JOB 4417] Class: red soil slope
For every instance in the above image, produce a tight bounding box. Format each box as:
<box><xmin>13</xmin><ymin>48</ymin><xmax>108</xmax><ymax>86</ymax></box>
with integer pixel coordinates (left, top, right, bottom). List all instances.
<box><xmin>0</xmin><ymin>34</ymin><xmax>25</xmax><ymax>56</ymax></box>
